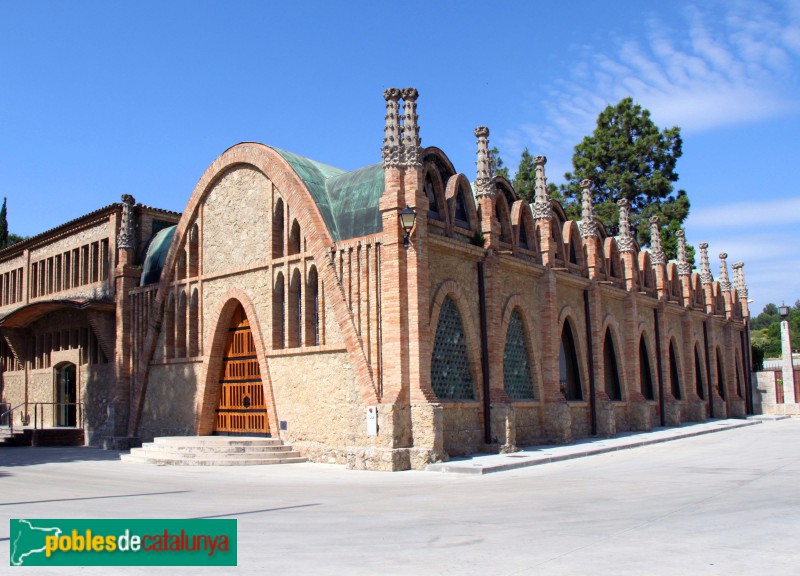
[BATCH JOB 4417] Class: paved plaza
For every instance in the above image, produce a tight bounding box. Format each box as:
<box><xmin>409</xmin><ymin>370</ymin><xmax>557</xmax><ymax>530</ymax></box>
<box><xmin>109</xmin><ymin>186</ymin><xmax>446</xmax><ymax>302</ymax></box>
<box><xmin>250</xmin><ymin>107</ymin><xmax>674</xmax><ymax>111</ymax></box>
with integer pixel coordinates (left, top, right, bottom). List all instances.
<box><xmin>2</xmin><ymin>419</ymin><xmax>800</xmax><ymax>575</ymax></box>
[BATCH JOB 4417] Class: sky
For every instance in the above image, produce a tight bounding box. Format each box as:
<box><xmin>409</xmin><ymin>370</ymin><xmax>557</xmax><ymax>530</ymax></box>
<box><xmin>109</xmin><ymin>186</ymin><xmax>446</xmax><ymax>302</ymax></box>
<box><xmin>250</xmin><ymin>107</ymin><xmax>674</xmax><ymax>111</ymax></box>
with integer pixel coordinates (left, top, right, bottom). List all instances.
<box><xmin>1</xmin><ymin>0</ymin><xmax>798</xmax><ymax>316</ymax></box>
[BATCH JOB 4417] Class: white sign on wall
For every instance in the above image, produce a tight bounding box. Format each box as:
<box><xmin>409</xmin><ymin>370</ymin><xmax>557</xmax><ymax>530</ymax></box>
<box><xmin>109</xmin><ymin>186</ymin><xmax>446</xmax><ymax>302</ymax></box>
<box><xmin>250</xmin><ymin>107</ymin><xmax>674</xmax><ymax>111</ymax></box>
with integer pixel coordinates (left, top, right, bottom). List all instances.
<box><xmin>366</xmin><ymin>405</ymin><xmax>378</xmax><ymax>436</ymax></box>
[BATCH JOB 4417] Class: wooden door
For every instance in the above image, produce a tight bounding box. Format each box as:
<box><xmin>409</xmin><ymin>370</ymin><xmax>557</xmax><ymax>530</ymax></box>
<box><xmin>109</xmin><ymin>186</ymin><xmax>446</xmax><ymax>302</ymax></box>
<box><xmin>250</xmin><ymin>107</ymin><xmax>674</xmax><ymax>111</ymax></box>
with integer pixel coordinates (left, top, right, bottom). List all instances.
<box><xmin>214</xmin><ymin>305</ymin><xmax>270</xmax><ymax>435</ymax></box>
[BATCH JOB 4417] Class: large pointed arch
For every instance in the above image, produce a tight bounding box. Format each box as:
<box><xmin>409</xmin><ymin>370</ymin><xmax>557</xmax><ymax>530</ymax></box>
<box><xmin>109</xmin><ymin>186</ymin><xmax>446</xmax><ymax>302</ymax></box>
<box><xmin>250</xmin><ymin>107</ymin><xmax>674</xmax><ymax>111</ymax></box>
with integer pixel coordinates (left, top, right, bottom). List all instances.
<box><xmin>195</xmin><ymin>290</ymin><xmax>280</xmax><ymax>437</ymax></box>
<box><xmin>669</xmin><ymin>340</ymin><xmax>683</xmax><ymax>400</ymax></box>
<box><xmin>639</xmin><ymin>332</ymin><xmax>656</xmax><ymax>401</ymax></box>
<box><xmin>603</xmin><ymin>326</ymin><xmax>623</xmax><ymax>401</ymax></box>
<box><xmin>130</xmin><ymin>143</ymin><xmax>380</xmax><ymax>435</ymax></box>
<box><xmin>558</xmin><ymin>312</ymin><xmax>585</xmax><ymax>401</ymax></box>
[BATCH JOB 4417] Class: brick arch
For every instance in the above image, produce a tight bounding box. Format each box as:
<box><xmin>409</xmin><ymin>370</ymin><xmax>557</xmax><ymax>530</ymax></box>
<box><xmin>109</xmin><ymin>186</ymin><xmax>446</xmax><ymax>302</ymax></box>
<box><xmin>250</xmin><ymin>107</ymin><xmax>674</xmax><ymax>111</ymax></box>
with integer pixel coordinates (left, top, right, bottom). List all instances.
<box><xmin>129</xmin><ymin>143</ymin><xmax>378</xmax><ymax>435</ymax></box>
<box><xmin>511</xmin><ymin>201</ymin><xmax>539</xmax><ymax>259</ymax></box>
<box><xmin>429</xmin><ymin>280</ymin><xmax>483</xmax><ymax>401</ymax></box>
<box><xmin>562</xmin><ymin>220</ymin><xmax>585</xmax><ymax>268</ymax></box>
<box><xmin>195</xmin><ymin>289</ymin><xmax>280</xmax><ymax>436</ymax></box>
<box><xmin>494</xmin><ymin>193</ymin><xmax>514</xmax><ymax>245</ymax></box>
<box><xmin>445</xmin><ymin>174</ymin><xmax>479</xmax><ymax>232</ymax></box>
<box><xmin>603</xmin><ymin>237</ymin><xmax>624</xmax><ymax>286</ymax></box>
<box><xmin>557</xmin><ymin>305</ymin><xmax>589</xmax><ymax>401</ymax></box>
<box><xmin>499</xmin><ymin>294</ymin><xmax>543</xmax><ymax>400</ymax></box>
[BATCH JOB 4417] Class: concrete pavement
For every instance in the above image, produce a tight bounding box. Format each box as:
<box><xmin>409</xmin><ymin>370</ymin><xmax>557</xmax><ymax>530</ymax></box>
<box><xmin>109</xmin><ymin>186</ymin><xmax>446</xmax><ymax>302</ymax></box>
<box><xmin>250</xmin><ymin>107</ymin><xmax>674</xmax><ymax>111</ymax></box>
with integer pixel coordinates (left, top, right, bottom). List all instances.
<box><xmin>2</xmin><ymin>418</ymin><xmax>800</xmax><ymax>575</ymax></box>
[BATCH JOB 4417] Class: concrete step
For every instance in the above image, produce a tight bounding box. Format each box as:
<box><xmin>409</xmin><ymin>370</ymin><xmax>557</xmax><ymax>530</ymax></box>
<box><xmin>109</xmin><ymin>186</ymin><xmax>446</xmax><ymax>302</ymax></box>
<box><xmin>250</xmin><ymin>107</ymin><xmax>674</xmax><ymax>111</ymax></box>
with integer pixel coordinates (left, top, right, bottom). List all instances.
<box><xmin>123</xmin><ymin>435</ymin><xmax>306</xmax><ymax>466</ymax></box>
<box><xmin>148</xmin><ymin>442</ymin><xmax>291</xmax><ymax>452</ymax></box>
<box><xmin>120</xmin><ymin>453</ymin><xmax>308</xmax><ymax>466</ymax></box>
<box><xmin>130</xmin><ymin>448</ymin><xmax>303</xmax><ymax>460</ymax></box>
<box><xmin>152</xmin><ymin>436</ymin><xmax>283</xmax><ymax>447</ymax></box>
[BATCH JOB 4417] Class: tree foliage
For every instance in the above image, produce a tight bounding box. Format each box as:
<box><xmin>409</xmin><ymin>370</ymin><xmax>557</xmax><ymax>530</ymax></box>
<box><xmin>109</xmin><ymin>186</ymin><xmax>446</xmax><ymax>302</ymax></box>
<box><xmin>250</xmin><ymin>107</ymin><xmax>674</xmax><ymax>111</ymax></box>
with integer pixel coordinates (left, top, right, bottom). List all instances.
<box><xmin>0</xmin><ymin>198</ymin><xmax>27</xmax><ymax>249</ymax></box>
<box><xmin>0</xmin><ymin>198</ymin><xmax>8</xmax><ymax>249</ymax></box>
<box><xmin>489</xmin><ymin>146</ymin><xmax>509</xmax><ymax>180</ymax></box>
<box><xmin>560</xmin><ymin>97</ymin><xmax>693</xmax><ymax>263</ymax></box>
<box><xmin>512</xmin><ymin>148</ymin><xmax>536</xmax><ymax>202</ymax></box>
<box><xmin>750</xmin><ymin>301</ymin><xmax>800</xmax><ymax>362</ymax></box>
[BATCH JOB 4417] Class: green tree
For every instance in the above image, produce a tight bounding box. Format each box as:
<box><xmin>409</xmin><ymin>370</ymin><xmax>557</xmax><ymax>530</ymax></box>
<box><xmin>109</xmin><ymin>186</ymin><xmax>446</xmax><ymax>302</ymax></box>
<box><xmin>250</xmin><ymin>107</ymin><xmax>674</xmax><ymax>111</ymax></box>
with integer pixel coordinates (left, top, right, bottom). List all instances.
<box><xmin>512</xmin><ymin>148</ymin><xmax>537</xmax><ymax>202</ymax></box>
<box><xmin>489</xmin><ymin>147</ymin><xmax>509</xmax><ymax>180</ymax></box>
<box><xmin>6</xmin><ymin>233</ymin><xmax>25</xmax><ymax>246</ymax></box>
<box><xmin>750</xmin><ymin>301</ymin><xmax>800</xmax><ymax>360</ymax></box>
<box><xmin>0</xmin><ymin>197</ymin><xmax>8</xmax><ymax>249</ymax></box>
<box><xmin>560</xmin><ymin>97</ymin><xmax>692</xmax><ymax>262</ymax></box>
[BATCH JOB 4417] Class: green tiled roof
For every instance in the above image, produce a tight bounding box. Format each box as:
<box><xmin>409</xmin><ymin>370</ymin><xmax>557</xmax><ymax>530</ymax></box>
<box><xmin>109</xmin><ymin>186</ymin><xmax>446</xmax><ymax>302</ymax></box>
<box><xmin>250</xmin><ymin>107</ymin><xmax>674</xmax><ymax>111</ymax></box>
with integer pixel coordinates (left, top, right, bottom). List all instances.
<box><xmin>140</xmin><ymin>225</ymin><xmax>176</xmax><ymax>286</ymax></box>
<box><xmin>274</xmin><ymin>147</ymin><xmax>384</xmax><ymax>242</ymax></box>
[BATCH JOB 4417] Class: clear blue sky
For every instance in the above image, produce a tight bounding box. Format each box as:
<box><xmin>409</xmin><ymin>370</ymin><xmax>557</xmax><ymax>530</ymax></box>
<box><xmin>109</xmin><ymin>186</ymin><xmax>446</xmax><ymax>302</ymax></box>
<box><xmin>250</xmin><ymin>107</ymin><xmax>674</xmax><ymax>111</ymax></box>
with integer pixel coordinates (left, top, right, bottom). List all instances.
<box><xmin>1</xmin><ymin>0</ymin><xmax>798</xmax><ymax>315</ymax></box>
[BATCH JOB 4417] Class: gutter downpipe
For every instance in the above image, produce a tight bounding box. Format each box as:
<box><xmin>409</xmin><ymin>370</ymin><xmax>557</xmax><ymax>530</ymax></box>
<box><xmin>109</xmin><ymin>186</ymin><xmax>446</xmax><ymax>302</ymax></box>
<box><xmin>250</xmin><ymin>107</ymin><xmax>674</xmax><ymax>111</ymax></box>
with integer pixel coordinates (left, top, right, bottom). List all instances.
<box><xmin>653</xmin><ymin>307</ymin><xmax>666</xmax><ymax>427</ymax></box>
<box><xmin>477</xmin><ymin>260</ymin><xmax>492</xmax><ymax>444</ymax></box>
<box><xmin>584</xmin><ymin>288</ymin><xmax>597</xmax><ymax>436</ymax></box>
<box><xmin>703</xmin><ymin>320</ymin><xmax>714</xmax><ymax>418</ymax></box>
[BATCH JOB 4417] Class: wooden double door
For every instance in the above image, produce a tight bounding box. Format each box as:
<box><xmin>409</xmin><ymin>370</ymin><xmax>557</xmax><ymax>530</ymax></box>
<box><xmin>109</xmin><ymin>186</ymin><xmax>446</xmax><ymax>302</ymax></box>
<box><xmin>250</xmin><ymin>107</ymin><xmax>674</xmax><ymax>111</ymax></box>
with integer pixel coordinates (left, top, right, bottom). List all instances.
<box><xmin>214</xmin><ymin>305</ymin><xmax>270</xmax><ymax>436</ymax></box>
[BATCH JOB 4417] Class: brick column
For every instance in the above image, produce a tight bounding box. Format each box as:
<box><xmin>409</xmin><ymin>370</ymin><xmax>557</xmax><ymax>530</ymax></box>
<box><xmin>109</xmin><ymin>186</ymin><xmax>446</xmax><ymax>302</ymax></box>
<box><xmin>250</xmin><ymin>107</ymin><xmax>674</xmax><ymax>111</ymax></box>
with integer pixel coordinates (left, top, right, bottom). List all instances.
<box><xmin>108</xmin><ymin>195</ymin><xmax>141</xmax><ymax>448</ymax></box>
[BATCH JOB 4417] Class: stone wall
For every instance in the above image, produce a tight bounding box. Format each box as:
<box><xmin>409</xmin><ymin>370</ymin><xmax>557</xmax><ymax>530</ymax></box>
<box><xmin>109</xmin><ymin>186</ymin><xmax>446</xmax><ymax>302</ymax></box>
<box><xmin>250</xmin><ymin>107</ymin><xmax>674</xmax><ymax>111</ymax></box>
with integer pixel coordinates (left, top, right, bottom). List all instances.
<box><xmin>139</xmin><ymin>361</ymin><xmax>204</xmax><ymax>440</ymax></box>
<box><xmin>268</xmin><ymin>350</ymin><xmax>368</xmax><ymax>463</ymax></box>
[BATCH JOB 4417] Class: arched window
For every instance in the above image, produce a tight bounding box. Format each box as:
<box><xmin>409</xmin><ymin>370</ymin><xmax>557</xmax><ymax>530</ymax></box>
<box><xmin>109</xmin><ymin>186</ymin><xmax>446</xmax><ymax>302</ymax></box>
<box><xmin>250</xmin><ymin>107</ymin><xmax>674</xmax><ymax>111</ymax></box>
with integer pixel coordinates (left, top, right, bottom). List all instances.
<box><xmin>669</xmin><ymin>341</ymin><xmax>682</xmax><ymax>400</ymax></box>
<box><xmin>454</xmin><ymin>184</ymin><xmax>469</xmax><ymax>226</ymax></box>
<box><xmin>288</xmin><ymin>219</ymin><xmax>301</xmax><ymax>256</ymax></box>
<box><xmin>716</xmin><ymin>349</ymin><xmax>726</xmax><ymax>399</ymax></box>
<box><xmin>518</xmin><ymin>217</ymin><xmax>530</xmax><ymax>250</ymax></box>
<box><xmin>272</xmin><ymin>199</ymin><xmax>285</xmax><ymax>258</ymax></box>
<box><xmin>176</xmin><ymin>290</ymin><xmax>187</xmax><ymax>358</ymax></box>
<box><xmin>431</xmin><ymin>296</ymin><xmax>474</xmax><ymax>400</ymax></box>
<box><xmin>694</xmin><ymin>345</ymin><xmax>705</xmax><ymax>399</ymax></box>
<box><xmin>288</xmin><ymin>269</ymin><xmax>302</xmax><ymax>347</ymax></box>
<box><xmin>272</xmin><ymin>272</ymin><xmax>285</xmax><ymax>349</ymax></box>
<box><xmin>639</xmin><ymin>337</ymin><xmax>655</xmax><ymax>400</ymax></box>
<box><xmin>503</xmin><ymin>310</ymin><xmax>535</xmax><ymax>400</ymax></box>
<box><xmin>304</xmin><ymin>266</ymin><xmax>319</xmax><ymax>346</ymax></box>
<box><xmin>189</xmin><ymin>288</ymin><xmax>199</xmax><ymax>357</ymax></box>
<box><xmin>165</xmin><ymin>294</ymin><xmax>175</xmax><ymax>359</ymax></box>
<box><xmin>176</xmin><ymin>250</ymin><xmax>187</xmax><ymax>282</ymax></box>
<box><xmin>560</xmin><ymin>320</ymin><xmax>583</xmax><ymax>401</ymax></box>
<box><xmin>424</xmin><ymin>172</ymin><xmax>439</xmax><ymax>219</ymax></box>
<box><xmin>603</xmin><ymin>329</ymin><xmax>622</xmax><ymax>400</ymax></box>
<box><xmin>496</xmin><ymin>201</ymin><xmax>511</xmax><ymax>244</ymax></box>
<box><xmin>188</xmin><ymin>224</ymin><xmax>199</xmax><ymax>277</ymax></box>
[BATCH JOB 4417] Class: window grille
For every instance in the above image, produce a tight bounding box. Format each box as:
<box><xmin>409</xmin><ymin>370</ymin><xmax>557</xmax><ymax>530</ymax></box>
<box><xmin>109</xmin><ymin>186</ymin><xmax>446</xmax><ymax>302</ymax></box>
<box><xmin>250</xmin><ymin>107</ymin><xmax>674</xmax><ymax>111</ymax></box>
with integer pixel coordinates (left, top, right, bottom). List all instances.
<box><xmin>503</xmin><ymin>311</ymin><xmax>535</xmax><ymax>400</ymax></box>
<box><xmin>431</xmin><ymin>297</ymin><xmax>474</xmax><ymax>400</ymax></box>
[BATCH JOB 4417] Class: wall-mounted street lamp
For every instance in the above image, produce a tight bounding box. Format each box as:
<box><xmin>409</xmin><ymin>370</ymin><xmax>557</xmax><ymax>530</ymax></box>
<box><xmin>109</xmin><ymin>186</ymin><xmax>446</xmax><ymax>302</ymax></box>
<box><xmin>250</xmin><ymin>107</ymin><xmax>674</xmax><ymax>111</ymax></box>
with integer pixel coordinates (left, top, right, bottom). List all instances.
<box><xmin>400</xmin><ymin>205</ymin><xmax>416</xmax><ymax>248</ymax></box>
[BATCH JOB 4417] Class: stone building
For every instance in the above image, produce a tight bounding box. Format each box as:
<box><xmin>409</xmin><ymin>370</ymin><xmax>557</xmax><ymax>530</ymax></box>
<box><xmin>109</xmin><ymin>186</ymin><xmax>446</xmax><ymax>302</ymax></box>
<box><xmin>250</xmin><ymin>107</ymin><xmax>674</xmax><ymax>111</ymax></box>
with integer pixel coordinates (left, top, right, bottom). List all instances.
<box><xmin>0</xmin><ymin>199</ymin><xmax>180</xmax><ymax>443</ymax></box>
<box><xmin>0</xmin><ymin>89</ymin><xmax>753</xmax><ymax>469</ymax></box>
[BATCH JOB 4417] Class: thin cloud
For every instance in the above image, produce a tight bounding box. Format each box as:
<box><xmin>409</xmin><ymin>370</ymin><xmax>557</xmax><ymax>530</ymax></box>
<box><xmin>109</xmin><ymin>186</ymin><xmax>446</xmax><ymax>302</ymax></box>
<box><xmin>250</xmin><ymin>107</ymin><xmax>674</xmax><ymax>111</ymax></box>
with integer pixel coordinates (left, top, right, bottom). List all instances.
<box><xmin>689</xmin><ymin>197</ymin><xmax>800</xmax><ymax>228</ymax></box>
<box><xmin>499</xmin><ymin>0</ymin><xmax>800</xmax><ymax>176</ymax></box>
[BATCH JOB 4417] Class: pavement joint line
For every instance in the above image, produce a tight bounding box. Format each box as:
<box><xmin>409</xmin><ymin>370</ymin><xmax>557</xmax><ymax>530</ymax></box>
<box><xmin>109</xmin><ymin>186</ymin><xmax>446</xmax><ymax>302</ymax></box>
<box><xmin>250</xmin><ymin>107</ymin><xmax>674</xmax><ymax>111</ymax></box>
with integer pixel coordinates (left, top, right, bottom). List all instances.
<box><xmin>427</xmin><ymin>419</ymin><xmax>763</xmax><ymax>475</ymax></box>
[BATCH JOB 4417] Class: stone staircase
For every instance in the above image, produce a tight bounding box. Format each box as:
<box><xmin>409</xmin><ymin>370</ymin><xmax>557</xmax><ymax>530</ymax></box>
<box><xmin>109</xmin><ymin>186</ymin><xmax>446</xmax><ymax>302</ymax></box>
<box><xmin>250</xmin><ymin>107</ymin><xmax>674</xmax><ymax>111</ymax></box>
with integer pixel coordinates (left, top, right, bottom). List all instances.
<box><xmin>121</xmin><ymin>436</ymin><xmax>307</xmax><ymax>466</ymax></box>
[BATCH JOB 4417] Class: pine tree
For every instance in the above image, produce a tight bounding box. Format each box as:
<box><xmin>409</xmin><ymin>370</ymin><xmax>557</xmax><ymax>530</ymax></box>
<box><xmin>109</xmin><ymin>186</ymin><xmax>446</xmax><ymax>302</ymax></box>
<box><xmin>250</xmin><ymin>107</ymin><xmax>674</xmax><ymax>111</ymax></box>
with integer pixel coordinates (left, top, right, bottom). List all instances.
<box><xmin>560</xmin><ymin>97</ymin><xmax>692</xmax><ymax>262</ymax></box>
<box><xmin>489</xmin><ymin>147</ymin><xmax>509</xmax><ymax>179</ymax></box>
<box><xmin>512</xmin><ymin>148</ymin><xmax>537</xmax><ymax>202</ymax></box>
<box><xmin>0</xmin><ymin>198</ymin><xmax>8</xmax><ymax>249</ymax></box>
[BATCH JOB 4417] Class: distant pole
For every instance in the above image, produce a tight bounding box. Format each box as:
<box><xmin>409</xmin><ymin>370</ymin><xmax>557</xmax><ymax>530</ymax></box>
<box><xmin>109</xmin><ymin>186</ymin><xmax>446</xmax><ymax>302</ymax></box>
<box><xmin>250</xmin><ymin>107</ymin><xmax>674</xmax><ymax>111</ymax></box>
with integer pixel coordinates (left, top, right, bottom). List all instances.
<box><xmin>779</xmin><ymin>303</ymin><xmax>795</xmax><ymax>403</ymax></box>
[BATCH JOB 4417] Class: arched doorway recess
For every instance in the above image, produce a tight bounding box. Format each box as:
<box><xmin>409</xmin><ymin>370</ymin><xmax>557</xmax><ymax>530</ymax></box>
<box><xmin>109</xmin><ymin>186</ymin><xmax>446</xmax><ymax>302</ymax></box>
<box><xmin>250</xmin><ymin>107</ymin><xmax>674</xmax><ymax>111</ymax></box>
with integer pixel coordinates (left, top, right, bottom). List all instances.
<box><xmin>213</xmin><ymin>304</ymin><xmax>270</xmax><ymax>436</ymax></box>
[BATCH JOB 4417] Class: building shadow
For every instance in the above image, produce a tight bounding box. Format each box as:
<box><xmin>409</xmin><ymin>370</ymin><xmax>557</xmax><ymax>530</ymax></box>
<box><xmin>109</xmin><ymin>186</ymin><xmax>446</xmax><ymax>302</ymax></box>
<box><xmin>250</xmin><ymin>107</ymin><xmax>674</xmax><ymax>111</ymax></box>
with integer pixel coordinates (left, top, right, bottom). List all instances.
<box><xmin>0</xmin><ymin>445</ymin><xmax>124</xmax><ymax>467</ymax></box>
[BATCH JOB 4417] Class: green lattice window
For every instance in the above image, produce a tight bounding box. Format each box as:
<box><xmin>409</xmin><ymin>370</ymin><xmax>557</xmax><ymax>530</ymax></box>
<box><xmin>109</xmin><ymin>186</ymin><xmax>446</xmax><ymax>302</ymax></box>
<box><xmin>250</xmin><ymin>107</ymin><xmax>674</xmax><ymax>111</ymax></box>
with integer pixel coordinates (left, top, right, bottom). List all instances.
<box><xmin>431</xmin><ymin>297</ymin><xmax>474</xmax><ymax>400</ymax></box>
<box><xmin>503</xmin><ymin>311</ymin><xmax>535</xmax><ymax>400</ymax></box>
